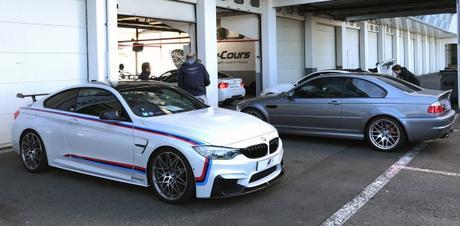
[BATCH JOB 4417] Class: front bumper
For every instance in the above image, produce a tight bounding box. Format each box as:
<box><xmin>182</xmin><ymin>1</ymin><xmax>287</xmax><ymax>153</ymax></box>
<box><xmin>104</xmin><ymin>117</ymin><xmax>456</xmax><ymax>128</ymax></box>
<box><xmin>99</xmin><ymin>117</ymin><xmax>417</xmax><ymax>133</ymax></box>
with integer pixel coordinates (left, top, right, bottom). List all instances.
<box><xmin>195</xmin><ymin>136</ymin><xmax>284</xmax><ymax>198</ymax></box>
<box><xmin>211</xmin><ymin>163</ymin><xmax>284</xmax><ymax>198</ymax></box>
<box><xmin>403</xmin><ymin>110</ymin><xmax>457</xmax><ymax>142</ymax></box>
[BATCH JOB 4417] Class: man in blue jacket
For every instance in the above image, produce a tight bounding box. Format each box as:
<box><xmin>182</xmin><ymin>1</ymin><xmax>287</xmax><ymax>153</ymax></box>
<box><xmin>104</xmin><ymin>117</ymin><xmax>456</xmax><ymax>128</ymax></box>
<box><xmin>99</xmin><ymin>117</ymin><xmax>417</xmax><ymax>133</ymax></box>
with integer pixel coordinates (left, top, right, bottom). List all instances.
<box><xmin>178</xmin><ymin>53</ymin><xmax>211</xmax><ymax>103</ymax></box>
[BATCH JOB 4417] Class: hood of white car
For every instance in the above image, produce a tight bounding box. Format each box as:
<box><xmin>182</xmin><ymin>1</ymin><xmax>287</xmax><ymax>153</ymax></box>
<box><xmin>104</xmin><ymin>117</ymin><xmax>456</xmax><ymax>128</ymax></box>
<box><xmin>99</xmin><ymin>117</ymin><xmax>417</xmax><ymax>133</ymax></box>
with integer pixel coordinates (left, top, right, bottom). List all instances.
<box><xmin>261</xmin><ymin>83</ymin><xmax>294</xmax><ymax>95</ymax></box>
<box><xmin>139</xmin><ymin>107</ymin><xmax>276</xmax><ymax>146</ymax></box>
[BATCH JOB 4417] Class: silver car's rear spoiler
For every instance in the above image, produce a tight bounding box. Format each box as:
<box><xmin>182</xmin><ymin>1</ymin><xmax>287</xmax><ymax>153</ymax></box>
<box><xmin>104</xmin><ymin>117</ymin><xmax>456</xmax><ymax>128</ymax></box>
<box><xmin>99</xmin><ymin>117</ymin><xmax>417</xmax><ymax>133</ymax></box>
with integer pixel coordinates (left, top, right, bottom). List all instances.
<box><xmin>16</xmin><ymin>93</ymin><xmax>49</xmax><ymax>102</ymax></box>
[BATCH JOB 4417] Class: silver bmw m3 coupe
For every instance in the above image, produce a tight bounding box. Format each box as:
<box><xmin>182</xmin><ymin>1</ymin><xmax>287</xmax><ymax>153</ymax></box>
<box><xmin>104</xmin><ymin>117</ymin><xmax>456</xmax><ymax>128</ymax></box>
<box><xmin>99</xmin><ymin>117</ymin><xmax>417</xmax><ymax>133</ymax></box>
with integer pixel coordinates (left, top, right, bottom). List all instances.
<box><xmin>237</xmin><ymin>73</ymin><xmax>457</xmax><ymax>152</ymax></box>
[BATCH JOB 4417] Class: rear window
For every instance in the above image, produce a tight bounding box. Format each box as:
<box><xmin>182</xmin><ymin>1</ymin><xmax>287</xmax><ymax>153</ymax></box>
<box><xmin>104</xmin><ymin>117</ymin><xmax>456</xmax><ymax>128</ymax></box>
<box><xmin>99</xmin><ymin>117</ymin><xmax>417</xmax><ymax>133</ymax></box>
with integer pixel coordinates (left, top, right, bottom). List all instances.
<box><xmin>376</xmin><ymin>76</ymin><xmax>423</xmax><ymax>93</ymax></box>
<box><xmin>44</xmin><ymin>89</ymin><xmax>78</xmax><ymax>112</ymax></box>
<box><xmin>218</xmin><ymin>72</ymin><xmax>232</xmax><ymax>79</ymax></box>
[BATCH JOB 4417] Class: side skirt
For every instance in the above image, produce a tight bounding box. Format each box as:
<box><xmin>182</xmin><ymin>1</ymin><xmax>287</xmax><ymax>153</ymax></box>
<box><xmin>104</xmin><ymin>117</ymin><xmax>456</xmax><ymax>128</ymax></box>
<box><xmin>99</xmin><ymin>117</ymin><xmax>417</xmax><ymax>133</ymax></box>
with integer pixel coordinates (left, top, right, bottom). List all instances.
<box><xmin>48</xmin><ymin>163</ymin><xmax>149</xmax><ymax>188</ymax></box>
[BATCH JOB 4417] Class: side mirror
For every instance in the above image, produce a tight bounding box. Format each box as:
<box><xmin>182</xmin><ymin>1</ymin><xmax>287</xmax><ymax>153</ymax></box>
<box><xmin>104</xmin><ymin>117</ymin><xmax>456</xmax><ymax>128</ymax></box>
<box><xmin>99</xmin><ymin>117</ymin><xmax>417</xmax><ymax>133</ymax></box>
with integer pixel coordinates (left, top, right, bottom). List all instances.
<box><xmin>100</xmin><ymin>109</ymin><xmax>122</xmax><ymax>121</ymax></box>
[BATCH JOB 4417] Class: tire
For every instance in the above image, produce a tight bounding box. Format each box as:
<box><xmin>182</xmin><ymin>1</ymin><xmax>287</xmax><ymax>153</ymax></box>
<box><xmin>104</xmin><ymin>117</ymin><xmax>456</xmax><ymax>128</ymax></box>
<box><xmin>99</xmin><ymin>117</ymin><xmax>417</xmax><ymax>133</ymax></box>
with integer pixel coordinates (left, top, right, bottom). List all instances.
<box><xmin>148</xmin><ymin>148</ymin><xmax>195</xmax><ymax>204</ymax></box>
<box><xmin>19</xmin><ymin>130</ymin><xmax>48</xmax><ymax>173</ymax></box>
<box><xmin>242</xmin><ymin>108</ymin><xmax>266</xmax><ymax>121</ymax></box>
<box><xmin>365</xmin><ymin>116</ymin><xmax>407</xmax><ymax>152</ymax></box>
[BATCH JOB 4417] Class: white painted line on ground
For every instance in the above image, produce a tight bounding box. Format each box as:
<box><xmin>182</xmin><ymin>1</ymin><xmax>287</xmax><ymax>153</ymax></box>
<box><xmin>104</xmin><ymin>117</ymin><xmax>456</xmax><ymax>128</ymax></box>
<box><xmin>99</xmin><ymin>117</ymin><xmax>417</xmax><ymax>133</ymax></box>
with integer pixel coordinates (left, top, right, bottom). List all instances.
<box><xmin>402</xmin><ymin>166</ymin><xmax>460</xmax><ymax>177</ymax></box>
<box><xmin>321</xmin><ymin>142</ymin><xmax>430</xmax><ymax>226</ymax></box>
<box><xmin>454</xmin><ymin>129</ymin><xmax>460</xmax><ymax>132</ymax></box>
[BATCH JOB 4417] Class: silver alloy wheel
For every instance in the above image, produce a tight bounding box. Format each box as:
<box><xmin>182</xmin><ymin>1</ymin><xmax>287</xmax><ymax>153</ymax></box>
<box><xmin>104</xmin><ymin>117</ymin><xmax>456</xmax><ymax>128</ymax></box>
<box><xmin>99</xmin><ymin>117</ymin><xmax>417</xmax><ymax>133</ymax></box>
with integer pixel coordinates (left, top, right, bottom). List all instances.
<box><xmin>20</xmin><ymin>133</ymin><xmax>43</xmax><ymax>170</ymax></box>
<box><xmin>369</xmin><ymin>119</ymin><xmax>401</xmax><ymax>151</ymax></box>
<box><xmin>152</xmin><ymin>152</ymin><xmax>188</xmax><ymax>201</ymax></box>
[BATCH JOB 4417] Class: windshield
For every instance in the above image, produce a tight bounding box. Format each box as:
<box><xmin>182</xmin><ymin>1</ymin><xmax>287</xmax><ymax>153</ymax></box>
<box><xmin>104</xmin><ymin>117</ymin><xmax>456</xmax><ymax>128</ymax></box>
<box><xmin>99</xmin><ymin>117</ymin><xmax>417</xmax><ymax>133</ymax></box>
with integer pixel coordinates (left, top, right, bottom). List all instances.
<box><xmin>118</xmin><ymin>85</ymin><xmax>208</xmax><ymax>117</ymax></box>
<box><xmin>376</xmin><ymin>76</ymin><xmax>423</xmax><ymax>93</ymax></box>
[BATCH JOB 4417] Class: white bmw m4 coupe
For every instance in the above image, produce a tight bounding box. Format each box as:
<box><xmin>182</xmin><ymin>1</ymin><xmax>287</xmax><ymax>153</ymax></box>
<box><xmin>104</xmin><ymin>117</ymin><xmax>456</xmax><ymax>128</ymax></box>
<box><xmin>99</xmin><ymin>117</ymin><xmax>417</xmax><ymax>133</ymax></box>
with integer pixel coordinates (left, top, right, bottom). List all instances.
<box><xmin>12</xmin><ymin>81</ymin><xmax>284</xmax><ymax>203</ymax></box>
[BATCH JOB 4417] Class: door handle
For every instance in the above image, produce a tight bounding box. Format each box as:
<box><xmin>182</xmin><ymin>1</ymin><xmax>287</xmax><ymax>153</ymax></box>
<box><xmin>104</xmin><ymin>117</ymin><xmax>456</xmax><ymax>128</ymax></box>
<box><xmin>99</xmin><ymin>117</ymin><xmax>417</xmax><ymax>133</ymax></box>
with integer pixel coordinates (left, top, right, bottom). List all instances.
<box><xmin>328</xmin><ymin>101</ymin><xmax>341</xmax><ymax>105</ymax></box>
<box><xmin>68</xmin><ymin>118</ymin><xmax>80</xmax><ymax>125</ymax></box>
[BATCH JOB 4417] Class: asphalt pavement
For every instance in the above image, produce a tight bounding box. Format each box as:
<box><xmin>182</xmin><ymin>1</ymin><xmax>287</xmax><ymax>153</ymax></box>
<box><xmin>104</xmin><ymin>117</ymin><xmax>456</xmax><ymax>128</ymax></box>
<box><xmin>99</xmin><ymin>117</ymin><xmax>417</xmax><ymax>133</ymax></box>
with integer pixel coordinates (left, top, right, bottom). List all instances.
<box><xmin>1</xmin><ymin>121</ymin><xmax>459</xmax><ymax>225</ymax></box>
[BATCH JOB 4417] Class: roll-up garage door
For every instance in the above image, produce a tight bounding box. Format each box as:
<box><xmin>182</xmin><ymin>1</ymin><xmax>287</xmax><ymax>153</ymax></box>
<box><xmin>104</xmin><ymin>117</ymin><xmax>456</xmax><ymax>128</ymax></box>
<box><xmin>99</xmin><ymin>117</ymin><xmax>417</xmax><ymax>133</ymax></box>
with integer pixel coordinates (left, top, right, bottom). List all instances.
<box><xmin>315</xmin><ymin>24</ymin><xmax>336</xmax><ymax>70</ymax></box>
<box><xmin>0</xmin><ymin>0</ymin><xmax>87</xmax><ymax>146</ymax></box>
<box><xmin>398</xmin><ymin>35</ymin><xmax>405</xmax><ymax>66</ymax></box>
<box><xmin>118</xmin><ymin>0</ymin><xmax>196</xmax><ymax>22</ymax></box>
<box><xmin>409</xmin><ymin>38</ymin><xmax>415</xmax><ymax>72</ymax></box>
<box><xmin>429</xmin><ymin>39</ymin><xmax>436</xmax><ymax>73</ymax></box>
<box><xmin>385</xmin><ymin>34</ymin><xmax>393</xmax><ymax>60</ymax></box>
<box><xmin>346</xmin><ymin>28</ymin><xmax>360</xmax><ymax>69</ymax></box>
<box><xmin>368</xmin><ymin>31</ymin><xmax>378</xmax><ymax>69</ymax></box>
<box><xmin>277</xmin><ymin>17</ymin><xmax>304</xmax><ymax>83</ymax></box>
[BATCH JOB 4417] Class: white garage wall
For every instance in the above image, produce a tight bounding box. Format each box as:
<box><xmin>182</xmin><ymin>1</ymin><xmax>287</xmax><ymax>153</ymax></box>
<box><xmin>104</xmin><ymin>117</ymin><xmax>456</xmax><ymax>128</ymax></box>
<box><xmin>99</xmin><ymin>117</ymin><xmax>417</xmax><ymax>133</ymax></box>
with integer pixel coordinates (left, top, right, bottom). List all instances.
<box><xmin>277</xmin><ymin>17</ymin><xmax>305</xmax><ymax>83</ymax></box>
<box><xmin>314</xmin><ymin>24</ymin><xmax>336</xmax><ymax>70</ymax></box>
<box><xmin>368</xmin><ymin>31</ymin><xmax>378</xmax><ymax>69</ymax></box>
<box><xmin>0</xmin><ymin>0</ymin><xmax>87</xmax><ymax>146</ymax></box>
<box><xmin>384</xmin><ymin>34</ymin><xmax>393</xmax><ymax>60</ymax></box>
<box><xmin>345</xmin><ymin>28</ymin><xmax>360</xmax><ymax>69</ymax></box>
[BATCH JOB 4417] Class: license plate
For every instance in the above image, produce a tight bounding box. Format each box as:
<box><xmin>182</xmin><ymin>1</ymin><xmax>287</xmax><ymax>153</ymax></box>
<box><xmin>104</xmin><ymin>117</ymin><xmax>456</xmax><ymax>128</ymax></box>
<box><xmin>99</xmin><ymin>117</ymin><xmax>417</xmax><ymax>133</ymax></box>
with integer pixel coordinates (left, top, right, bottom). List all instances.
<box><xmin>230</xmin><ymin>83</ymin><xmax>238</xmax><ymax>88</ymax></box>
<box><xmin>257</xmin><ymin>154</ymin><xmax>279</xmax><ymax>171</ymax></box>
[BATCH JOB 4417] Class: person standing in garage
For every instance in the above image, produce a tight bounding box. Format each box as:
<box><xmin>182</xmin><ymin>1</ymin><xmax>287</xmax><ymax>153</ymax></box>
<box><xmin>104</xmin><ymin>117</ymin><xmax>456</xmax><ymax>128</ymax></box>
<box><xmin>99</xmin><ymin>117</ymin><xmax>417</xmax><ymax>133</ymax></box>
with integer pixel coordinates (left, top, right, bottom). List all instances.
<box><xmin>391</xmin><ymin>64</ymin><xmax>421</xmax><ymax>86</ymax></box>
<box><xmin>138</xmin><ymin>62</ymin><xmax>151</xmax><ymax>81</ymax></box>
<box><xmin>178</xmin><ymin>53</ymin><xmax>210</xmax><ymax>104</ymax></box>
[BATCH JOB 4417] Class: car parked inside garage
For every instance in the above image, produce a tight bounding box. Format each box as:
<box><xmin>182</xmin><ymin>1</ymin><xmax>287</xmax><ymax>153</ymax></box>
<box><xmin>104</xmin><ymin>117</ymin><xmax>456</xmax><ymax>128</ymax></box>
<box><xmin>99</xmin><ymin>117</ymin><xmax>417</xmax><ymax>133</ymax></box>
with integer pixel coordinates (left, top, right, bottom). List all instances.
<box><xmin>238</xmin><ymin>73</ymin><xmax>457</xmax><ymax>152</ymax></box>
<box><xmin>153</xmin><ymin>70</ymin><xmax>246</xmax><ymax>104</ymax></box>
<box><xmin>12</xmin><ymin>81</ymin><xmax>282</xmax><ymax>203</ymax></box>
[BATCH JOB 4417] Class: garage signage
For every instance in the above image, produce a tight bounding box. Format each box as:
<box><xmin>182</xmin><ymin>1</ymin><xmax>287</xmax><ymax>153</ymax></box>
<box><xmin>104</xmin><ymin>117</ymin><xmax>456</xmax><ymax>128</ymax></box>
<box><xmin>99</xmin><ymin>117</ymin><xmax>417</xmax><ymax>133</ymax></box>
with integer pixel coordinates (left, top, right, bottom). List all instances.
<box><xmin>217</xmin><ymin>41</ymin><xmax>256</xmax><ymax>71</ymax></box>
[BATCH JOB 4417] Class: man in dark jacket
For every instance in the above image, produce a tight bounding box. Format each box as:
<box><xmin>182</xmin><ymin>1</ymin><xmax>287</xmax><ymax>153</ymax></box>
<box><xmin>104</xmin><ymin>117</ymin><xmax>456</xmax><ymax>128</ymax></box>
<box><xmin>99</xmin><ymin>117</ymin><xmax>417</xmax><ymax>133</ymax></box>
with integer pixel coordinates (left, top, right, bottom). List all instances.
<box><xmin>138</xmin><ymin>62</ymin><xmax>151</xmax><ymax>81</ymax></box>
<box><xmin>178</xmin><ymin>53</ymin><xmax>210</xmax><ymax>103</ymax></box>
<box><xmin>391</xmin><ymin>64</ymin><xmax>420</xmax><ymax>86</ymax></box>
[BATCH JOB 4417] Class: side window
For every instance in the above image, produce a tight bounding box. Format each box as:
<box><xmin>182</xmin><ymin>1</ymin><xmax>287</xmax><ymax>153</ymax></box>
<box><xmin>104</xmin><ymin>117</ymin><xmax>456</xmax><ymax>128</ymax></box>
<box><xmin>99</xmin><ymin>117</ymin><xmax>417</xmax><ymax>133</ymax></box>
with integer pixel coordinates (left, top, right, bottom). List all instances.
<box><xmin>44</xmin><ymin>89</ymin><xmax>78</xmax><ymax>112</ymax></box>
<box><xmin>296</xmin><ymin>72</ymin><xmax>334</xmax><ymax>86</ymax></box>
<box><xmin>75</xmin><ymin>88</ymin><xmax>127</xmax><ymax>119</ymax></box>
<box><xmin>294</xmin><ymin>77</ymin><xmax>348</xmax><ymax>98</ymax></box>
<box><xmin>343</xmin><ymin>78</ymin><xmax>386</xmax><ymax>98</ymax></box>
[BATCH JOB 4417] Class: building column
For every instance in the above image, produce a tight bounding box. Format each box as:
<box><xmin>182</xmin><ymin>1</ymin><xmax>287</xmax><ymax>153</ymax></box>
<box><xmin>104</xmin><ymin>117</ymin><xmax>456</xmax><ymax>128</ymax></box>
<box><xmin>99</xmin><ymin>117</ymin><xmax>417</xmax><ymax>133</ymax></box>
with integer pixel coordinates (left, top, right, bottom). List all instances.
<box><xmin>457</xmin><ymin>0</ymin><xmax>460</xmax><ymax>108</ymax></box>
<box><xmin>87</xmin><ymin>0</ymin><xmax>115</xmax><ymax>82</ymax></box>
<box><xmin>359</xmin><ymin>21</ymin><xmax>368</xmax><ymax>70</ymax></box>
<box><xmin>261</xmin><ymin>0</ymin><xmax>278</xmax><ymax>90</ymax></box>
<box><xmin>304</xmin><ymin>12</ymin><xmax>315</xmax><ymax>73</ymax></box>
<box><xmin>336</xmin><ymin>24</ymin><xmax>347</xmax><ymax>69</ymax></box>
<box><xmin>414</xmin><ymin>33</ymin><xmax>422</xmax><ymax>75</ymax></box>
<box><xmin>377</xmin><ymin>24</ymin><xmax>385</xmax><ymax>62</ymax></box>
<box><xmin>196</xmin><ymin>0</ymin><xmax>218</xmax><ymax>106</ymax></box>
<box><xmin>392</xmin><ymin>28</ymin><xmax>400</xmax><ymax>65</ymax></box>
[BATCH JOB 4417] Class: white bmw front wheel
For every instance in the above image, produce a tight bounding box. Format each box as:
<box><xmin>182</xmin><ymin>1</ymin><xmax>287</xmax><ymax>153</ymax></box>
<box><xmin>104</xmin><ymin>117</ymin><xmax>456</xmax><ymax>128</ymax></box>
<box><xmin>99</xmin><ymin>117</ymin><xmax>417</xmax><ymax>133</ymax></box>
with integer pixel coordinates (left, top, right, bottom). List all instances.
<box><xmin>149</xmin><ymin>148</ymin><xmax>195</xmax><ymax>204</ymax></box>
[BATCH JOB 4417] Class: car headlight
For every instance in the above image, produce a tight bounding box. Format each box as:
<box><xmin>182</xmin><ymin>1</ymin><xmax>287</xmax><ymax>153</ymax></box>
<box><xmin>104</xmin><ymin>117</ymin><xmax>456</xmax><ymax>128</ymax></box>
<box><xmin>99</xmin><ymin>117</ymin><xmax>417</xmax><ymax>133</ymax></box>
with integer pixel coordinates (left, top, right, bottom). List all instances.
<box><xmin>193</xmin><ymin>146</ymin><xmax>240</xmax><ymax>160</ymax></box>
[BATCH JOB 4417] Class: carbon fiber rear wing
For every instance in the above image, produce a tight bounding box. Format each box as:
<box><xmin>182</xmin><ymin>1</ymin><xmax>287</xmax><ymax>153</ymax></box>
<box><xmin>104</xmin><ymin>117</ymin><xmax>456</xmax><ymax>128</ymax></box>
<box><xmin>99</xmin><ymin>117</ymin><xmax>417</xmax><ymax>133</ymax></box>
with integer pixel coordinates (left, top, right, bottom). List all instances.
<box><xmin>16</xmin><ymin>93</ymin><xmax>49</xmax><ymax>102</ymax></box>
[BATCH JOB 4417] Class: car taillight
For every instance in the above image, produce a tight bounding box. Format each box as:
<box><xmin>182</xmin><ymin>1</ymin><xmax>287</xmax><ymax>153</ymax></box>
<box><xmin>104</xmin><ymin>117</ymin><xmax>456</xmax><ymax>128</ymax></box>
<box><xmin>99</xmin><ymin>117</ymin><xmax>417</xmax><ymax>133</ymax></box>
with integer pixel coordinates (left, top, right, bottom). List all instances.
<box><xmin>240</xmin><ymin>81</ymin><xmax>244</xmax><ymax>87</ymax></box>
<box><xmin>218</xmin><ymin>82</ymin><xmax>229</xmax><ymax>89</ymax></box>
<box><xmin>427</xmin><ymin>102</ymin><xmax>445</xmax><ymax>114</ymax></box>
<box><xmin>13</xmin><ymin>110</ymin><xmax>20</xmax><ymax>120</ymax></box>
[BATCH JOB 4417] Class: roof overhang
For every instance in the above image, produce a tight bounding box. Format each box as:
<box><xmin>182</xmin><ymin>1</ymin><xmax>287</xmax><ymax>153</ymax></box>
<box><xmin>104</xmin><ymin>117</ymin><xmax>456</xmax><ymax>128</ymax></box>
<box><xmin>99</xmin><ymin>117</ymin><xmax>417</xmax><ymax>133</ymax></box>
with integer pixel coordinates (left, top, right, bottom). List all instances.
<box><xmin>275</xmin><ymin>0</ymin><xmax>457</xmax><ymax>39</ymax></box>
<box><xmin>299</xmin><ymin>0</ymin><xmax>456</xmax><ymax>21</ymax></box>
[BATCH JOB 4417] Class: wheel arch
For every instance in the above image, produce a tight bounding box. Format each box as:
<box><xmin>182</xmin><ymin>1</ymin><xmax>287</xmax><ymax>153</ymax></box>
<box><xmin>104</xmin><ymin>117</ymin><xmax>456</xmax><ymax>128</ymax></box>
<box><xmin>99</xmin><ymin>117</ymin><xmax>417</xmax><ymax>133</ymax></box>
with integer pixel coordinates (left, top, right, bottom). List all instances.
<box><xmin>145</xmin><ymin>145</ymin><xmax>194</xmax><ymax>186</ymax></box>
<box><xmin>364</xmin><ymin>114</ymin><xmax>409</xmax><ymax>141</ymax></box>
<box><xmin>241</xmin><ymin>106</ymin><xmax>269</xmax><ymax>122</ymax></box>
